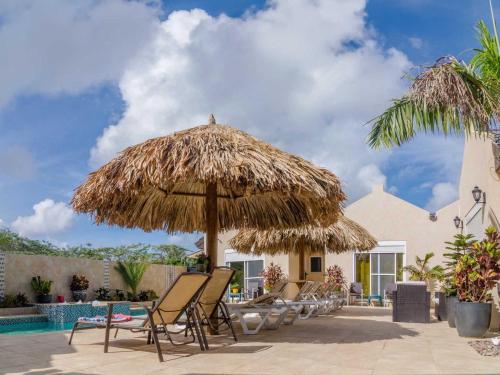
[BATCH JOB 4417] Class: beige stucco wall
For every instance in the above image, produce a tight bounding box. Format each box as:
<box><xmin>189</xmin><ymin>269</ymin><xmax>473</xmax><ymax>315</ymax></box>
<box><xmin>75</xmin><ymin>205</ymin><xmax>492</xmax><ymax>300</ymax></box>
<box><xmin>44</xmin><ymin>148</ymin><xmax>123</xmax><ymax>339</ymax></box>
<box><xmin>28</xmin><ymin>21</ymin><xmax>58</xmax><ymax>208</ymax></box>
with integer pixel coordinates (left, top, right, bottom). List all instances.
<box><xmin>3</xmin><ymin>253</ymin><xmax>185</xmax><ymax>303</ymax></box>
<box><xmin>458</xmin><ymin>134</ymin><xmax>500</xmax><ymax>330</ymax></box>
<box><xmin>4</xmin><ymin>254</ymin><xmax>104</xmax><ymax>302</ymax></box>
<box><xmin>326</xmin><ymin>184</ymin><xmax>458</xmax><ymax>283</ymax></box>
<box><xmin>458</xmin><ymin>134</ymin><xmax>500</xmax><ymax>235</ymax></box>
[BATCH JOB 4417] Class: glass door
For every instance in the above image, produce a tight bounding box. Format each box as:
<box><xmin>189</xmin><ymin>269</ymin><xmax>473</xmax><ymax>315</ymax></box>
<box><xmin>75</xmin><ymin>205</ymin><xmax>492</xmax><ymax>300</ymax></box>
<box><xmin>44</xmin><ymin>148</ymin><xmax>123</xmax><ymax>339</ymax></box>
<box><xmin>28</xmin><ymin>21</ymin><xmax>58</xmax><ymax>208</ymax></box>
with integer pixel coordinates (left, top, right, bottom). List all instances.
<box><xmin>355</xmin><ymin>252</ymin><xmax>404</xmax><ymax>296</ymax></box>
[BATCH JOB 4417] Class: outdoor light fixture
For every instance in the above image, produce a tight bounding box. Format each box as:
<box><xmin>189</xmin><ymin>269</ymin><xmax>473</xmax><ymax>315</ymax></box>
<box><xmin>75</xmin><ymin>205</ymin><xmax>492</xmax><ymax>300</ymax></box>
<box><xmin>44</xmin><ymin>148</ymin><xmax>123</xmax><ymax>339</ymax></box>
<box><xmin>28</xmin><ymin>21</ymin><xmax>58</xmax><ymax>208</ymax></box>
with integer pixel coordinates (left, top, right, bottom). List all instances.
<box><xmin>453</xmin><ymin>216</ymin><xmax>463</xmax><ymax>230</ymax></box>
<box><xmin>472</xmin><ymin>186</ymin><xmax>486</xmax><ymax>204</ymax></box>
<box><xmin>429</xmin><ymin>212</ymin><xmax>437</xmax><ymax>222</ymax></box>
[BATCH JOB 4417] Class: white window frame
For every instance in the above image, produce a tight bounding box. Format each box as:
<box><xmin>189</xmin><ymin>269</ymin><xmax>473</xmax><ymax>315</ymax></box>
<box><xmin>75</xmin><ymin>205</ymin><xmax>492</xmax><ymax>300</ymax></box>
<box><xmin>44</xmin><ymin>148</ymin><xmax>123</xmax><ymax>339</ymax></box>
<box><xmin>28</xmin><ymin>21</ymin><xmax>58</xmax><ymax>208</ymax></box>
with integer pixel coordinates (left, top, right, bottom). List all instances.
<box><xmin>224</xmin><ymin>249</ymin><xmax>264</xmax><ymax>294</ymax></box>
<box><xmin>352</xmin><ymin>241</ymin><xmax>407</xmax><ymax>296</ymax></box>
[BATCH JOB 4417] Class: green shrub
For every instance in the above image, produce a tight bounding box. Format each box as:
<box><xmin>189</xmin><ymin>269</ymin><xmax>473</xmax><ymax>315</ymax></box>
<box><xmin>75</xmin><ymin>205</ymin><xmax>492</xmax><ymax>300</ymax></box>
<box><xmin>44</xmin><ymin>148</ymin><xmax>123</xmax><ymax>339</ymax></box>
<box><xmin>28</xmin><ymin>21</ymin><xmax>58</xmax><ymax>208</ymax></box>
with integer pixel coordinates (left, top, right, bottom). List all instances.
<box><xmin>31</xmin><ymin>276</ymin><xmax>53</xmax><ymax>295</ymax></box>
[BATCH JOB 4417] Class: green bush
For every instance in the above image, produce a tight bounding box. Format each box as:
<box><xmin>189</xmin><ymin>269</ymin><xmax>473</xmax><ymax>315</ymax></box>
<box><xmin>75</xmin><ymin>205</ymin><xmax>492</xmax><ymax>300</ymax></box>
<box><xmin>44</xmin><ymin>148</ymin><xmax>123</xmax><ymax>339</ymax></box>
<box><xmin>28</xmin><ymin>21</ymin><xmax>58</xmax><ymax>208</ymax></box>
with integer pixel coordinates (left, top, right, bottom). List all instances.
<box><xmin>31</xmin><ymin>276</ymin><xmax>53</xmax><ymax>295</ymax></box>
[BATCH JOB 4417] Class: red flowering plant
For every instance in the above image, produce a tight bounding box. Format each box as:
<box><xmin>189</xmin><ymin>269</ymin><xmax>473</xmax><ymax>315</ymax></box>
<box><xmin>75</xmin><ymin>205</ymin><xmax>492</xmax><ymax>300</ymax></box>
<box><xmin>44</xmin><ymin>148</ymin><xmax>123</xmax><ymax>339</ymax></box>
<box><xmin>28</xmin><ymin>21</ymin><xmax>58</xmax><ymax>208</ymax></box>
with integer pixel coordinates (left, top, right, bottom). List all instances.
<box><xmin>455</xmin><ymin>227</ymin><xmax>500</xmax><ymax>303</ymax></box>
<box><xmin>261</xmin><ymin>263</ymin><xmax>285</xmax><ymax>291</ymax></box>
<box><xmin>325</xmin><ymin>265</ymin><xmax>347</xmax><ymax>292</ymax></box>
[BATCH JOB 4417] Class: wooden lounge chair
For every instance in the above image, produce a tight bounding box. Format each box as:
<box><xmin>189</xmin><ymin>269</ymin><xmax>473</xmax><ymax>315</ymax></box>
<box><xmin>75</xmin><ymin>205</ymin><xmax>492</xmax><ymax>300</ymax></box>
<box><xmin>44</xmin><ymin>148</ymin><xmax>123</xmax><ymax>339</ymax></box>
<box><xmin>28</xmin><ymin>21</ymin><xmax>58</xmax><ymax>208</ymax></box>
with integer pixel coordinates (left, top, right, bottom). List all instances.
<box><xmin>69</xmin><ymin>272</ymin><xmax>211</xmax><ymax>362</ymax></box>
<box><xmin>196</xmin><ymin>267</ymin><xmax>238</xmax><ymax>343</ymax></box>
<box><xmin>226</xmin><ymin>284</ymin><xmax>290</xmax><ymax>335</ymax></box>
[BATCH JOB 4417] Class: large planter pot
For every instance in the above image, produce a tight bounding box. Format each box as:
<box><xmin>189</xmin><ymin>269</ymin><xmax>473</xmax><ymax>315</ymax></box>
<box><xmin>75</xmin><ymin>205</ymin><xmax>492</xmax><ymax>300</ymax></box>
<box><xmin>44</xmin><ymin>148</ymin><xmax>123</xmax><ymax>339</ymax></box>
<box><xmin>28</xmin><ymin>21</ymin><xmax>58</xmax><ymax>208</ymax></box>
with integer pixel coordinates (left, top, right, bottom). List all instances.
<box><xmin>72</xmin><ymin>290</ymin><xmax>87</xmax><ymax>302</ymax></box>
<box><xmin>446</xmin><ymin>296</ymin><xmax>458</xmax><ymax>328</ymax></box>
<box><xmin>35</xmin><ymin>294</ymin><xmax>52</xmax><ymax>304</ymax></box>
<box><xmin>435</xmin><ymin>292</ymin><xmax>447</xmax><ymax>321</ymax></box>
<box><xmin>455</xmin><ymin>301</ymin><xmax>491</xmax><ymax>337</ymax></box>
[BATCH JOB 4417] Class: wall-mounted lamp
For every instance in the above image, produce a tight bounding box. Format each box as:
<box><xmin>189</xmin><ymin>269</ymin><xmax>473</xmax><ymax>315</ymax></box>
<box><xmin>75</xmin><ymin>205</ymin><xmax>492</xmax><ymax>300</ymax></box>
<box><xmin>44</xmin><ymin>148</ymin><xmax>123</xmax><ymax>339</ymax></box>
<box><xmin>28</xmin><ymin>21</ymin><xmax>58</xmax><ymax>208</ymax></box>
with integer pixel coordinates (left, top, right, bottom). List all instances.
<box><xmin>429</xmin><ymin>212</ymin><xmax>437</xmax><ymax>222</ymax></box>
<box><xmin>472</xmin><ymin>186</ymin><xmax>486</xmax><ymax>204</ymax></box>
<box><xmin>453</xmin><ymin>216</ymin><xmax>463</xmax><ymax>230</ymax></box>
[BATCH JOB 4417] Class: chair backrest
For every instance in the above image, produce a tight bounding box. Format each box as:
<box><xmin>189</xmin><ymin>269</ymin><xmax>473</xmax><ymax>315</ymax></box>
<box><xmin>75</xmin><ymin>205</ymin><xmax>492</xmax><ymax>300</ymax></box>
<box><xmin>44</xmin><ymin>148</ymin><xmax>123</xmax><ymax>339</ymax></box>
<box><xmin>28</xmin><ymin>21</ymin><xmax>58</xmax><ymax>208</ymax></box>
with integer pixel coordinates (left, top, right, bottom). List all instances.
<box><xmin>296</xmin><ymin>281</ymin><xmax>314</xmax><ymax>301</ymax></box>
<box><xmin>384</xmin><ymin>283</ymin><xmax>397</xmax><ymax>296</ymax></box>
<box><xmin>151</xmin><ymin>272</ymin><xmax>211</xmax><ymax>325</ymax></box>
<box><xmin>269</xmin><ymin>278</ymin><xmax>288</xmax><ymax>296</ymax></box>
<box><xmin>395</xmin><ymin>283</ymin><xmax>428</xmax><ymax>304</ymax></box>
<box><xmin>198</xmin><ymin>267</ymin><xmax>235</xmax><ymax>319</ymax></box>
<box><xmin>246</xmin><ymin>292</ymin><xmax>279</xmax><ymax>306</ymax></box>
<box><xmin>350</xmin><ymin>282</ymin><xmax>363</xmax><ymax>294</ymax></box>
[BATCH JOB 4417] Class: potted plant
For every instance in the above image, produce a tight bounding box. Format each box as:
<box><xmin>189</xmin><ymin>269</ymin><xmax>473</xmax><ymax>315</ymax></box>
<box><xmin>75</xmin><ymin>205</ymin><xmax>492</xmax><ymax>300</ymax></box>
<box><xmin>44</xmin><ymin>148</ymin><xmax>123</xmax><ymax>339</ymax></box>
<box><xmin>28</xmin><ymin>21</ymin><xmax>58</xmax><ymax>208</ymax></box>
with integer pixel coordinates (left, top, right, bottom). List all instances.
<box><xmin>230</xmin><ymin>283</ymin><xmax>239</xmax><ymax>294</ymax></box>
<box><xmin>195</xmin><ymin>253</ymin><xmax>209</xmax><ymax>272</ymax></box>
<box><xmin>70</xmin><ymin>275</ymin><xmax>90</xmax><ymax>302</ymax></box>
<box><xmin>442</xmin><ymin>234</ymin><xmax>475</xmax><ymax>327</ymax></box>
<box><xmin>261</xmin><ymin>262</ymin><xmax>284</xmax><ymax>292</ymax></box>
<box><xmin>95</xmin><ymin>287</ymin><xmax>112</xmax><ymax>301</ymax></box>
<box><xmin>325</xmin><ymin>265</ymin><xmax>347</xmax><ymax>293</ymax></box>
<box><xmin>454</xmin><ymin>227</ymin><xmax>500</xmax><ymax>337</ymax></box>
<box><xmin>31</xmin><ymin>276</ymin><xmax>53</xmax><ymax>303</ymax></box>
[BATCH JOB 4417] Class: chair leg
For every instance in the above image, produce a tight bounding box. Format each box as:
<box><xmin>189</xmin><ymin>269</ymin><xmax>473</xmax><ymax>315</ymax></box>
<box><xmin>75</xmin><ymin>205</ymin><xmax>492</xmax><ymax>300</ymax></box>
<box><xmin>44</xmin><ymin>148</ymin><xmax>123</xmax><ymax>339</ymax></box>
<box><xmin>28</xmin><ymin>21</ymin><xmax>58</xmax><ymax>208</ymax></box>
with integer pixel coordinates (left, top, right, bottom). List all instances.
<box><xmin>114</xmin><ymin>328</ymin><xmax>119</xmax><ymax>338</ymax></box>
<box><xmin>221</xmin><ymin>302</ymin><xmax>238</xmax><ymax>342</ymax></box>
<box><xmin>68</xmin><ymin>322</ymin><xmax>79</xmax><ymax>345</ymax></box>
<box><xmin>190</xmin><ymin>310</ymin><xmax>207</xmax><ymax>351</ymax></box>
<box><xmin>195</xmin><ymin>309</ymin><xmax>209</xmax><ymax>350</ymax></box>
<box><xmin>150</xmin><ymin>325</ymin><xmax>164</xmax><ymax>362</ymax></box>
<box><xmin>104</xmin><ymin>325</ymin><xmax>111</xmax><ymax>353</ymax></box>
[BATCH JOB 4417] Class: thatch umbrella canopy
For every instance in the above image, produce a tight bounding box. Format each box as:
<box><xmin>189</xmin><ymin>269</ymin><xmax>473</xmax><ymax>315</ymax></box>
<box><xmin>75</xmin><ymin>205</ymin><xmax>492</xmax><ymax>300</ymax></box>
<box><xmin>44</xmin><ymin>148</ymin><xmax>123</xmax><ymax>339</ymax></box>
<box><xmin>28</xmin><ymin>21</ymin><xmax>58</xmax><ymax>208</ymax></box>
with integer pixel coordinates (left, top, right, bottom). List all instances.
<box><xmin>229</xmin><ymin>216</ymin><xmax>376</xmax><ymax>279</ymax></box>
<box><xmin>230</xmin><ymin>216</ymin><xmax>376</xmax><ymax>255</ymax></box>
<box><xmin>72</xmin><ymin>115</ymin><xmax>346</xmax><ymax>268</ymax></box>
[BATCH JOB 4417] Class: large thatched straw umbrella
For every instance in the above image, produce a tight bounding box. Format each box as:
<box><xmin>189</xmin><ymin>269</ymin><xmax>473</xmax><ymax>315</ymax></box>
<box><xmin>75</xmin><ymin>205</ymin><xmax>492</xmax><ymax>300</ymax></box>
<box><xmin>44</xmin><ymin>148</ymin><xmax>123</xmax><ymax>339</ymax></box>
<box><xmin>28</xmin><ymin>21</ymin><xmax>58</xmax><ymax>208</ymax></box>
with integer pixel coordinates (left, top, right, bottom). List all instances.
<box><xmin>230</xmin><ymin>216</ymin><xmax>377</xmax><ymax>280</ymax></box>
<box><xmin>72</xmin><ymin>115</ymin><xmax>346</xmax><ymax>269</ymax></box>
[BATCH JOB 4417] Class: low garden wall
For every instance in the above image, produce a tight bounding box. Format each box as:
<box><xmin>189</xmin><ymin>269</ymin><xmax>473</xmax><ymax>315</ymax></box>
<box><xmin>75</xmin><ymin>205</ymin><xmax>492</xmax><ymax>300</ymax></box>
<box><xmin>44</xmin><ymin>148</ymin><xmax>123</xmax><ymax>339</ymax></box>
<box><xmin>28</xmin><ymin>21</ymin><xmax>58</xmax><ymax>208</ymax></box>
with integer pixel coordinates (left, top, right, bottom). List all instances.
<box><xmin>0</xmin><ymin>253</ymin><xmax>185</xmax><ymax>303</ymax></box>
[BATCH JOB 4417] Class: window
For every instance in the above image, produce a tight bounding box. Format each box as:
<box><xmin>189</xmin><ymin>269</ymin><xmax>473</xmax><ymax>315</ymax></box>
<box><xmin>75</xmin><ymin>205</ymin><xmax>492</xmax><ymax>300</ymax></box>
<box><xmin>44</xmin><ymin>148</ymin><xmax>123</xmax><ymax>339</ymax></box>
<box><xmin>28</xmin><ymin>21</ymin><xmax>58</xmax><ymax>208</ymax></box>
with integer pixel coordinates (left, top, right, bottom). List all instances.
<box><xmin>355</xmin><ymin>251</ymin><xmax>404</xmax><ymax>296</ymax></box>
<box><xmin>225</xmin><ymin>259</ymin><xmax>263</xmax><ymax>295</ymax></box>
<box><xmin>310</xmin><ymin>257</ymin><xmax>322</xmax><ymax>272</ymax></box>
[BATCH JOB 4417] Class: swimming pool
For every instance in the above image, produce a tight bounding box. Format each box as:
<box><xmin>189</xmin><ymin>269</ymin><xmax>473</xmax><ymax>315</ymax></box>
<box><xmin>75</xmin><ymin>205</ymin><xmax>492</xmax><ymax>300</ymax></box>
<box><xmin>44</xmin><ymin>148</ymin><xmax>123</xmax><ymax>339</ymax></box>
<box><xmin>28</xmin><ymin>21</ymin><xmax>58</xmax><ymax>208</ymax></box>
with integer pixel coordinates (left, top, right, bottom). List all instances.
<box><xmin>0</xmin><ymin>321</ymin><xmax>74</xmax><ymax>335</ymax></box>
<box><xmin>0</xmin><ymin>306</ymin><xmax>145</xmax><ymax>335</ymax></box>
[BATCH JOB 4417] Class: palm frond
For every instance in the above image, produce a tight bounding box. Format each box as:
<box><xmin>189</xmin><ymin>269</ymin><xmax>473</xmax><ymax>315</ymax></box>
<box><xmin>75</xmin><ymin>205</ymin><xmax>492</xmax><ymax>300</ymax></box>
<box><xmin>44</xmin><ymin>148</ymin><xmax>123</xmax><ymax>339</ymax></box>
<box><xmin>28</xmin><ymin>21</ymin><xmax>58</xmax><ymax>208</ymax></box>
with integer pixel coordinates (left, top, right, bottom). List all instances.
<box><xmin>115</xmin><ymin>261</ymin><xmax>147</xmax><ymax>296</ymax></box>
<box><xmin>368</xmin><ymin>58</ymin><xmax>499</xmax><ymax>148</ymax></box>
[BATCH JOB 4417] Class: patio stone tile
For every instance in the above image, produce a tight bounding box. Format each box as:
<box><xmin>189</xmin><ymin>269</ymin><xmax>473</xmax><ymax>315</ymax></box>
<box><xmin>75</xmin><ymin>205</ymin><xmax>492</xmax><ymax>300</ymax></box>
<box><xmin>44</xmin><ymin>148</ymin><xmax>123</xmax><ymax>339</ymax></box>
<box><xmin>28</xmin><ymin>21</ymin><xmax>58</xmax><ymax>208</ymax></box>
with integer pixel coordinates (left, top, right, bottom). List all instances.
<box><xmin>1</xmin><ymin>307</ymin><xmax>500</xmax><ymax>375</ymax></box>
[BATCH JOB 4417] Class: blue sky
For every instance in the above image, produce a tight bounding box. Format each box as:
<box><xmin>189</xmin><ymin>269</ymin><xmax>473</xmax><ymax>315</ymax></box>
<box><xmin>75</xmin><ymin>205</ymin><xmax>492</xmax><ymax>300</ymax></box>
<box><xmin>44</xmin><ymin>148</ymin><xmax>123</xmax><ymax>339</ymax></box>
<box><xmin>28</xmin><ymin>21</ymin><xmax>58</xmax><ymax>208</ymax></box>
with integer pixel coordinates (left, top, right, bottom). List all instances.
<box><xmin>0</xmin><ymin>0</ymin><xmax>497</xmax><ymax>250</ymax></box>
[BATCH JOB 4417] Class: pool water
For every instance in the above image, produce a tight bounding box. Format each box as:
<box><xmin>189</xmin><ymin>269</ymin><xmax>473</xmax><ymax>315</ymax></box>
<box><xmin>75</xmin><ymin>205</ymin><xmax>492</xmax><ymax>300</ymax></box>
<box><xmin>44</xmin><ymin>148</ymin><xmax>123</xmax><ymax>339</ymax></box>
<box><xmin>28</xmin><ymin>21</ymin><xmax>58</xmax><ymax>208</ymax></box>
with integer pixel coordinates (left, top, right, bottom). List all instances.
<box><xmin>0</xmin><ymin>321</ymin><xmax>75</xmax><ymax>335</ymax></box>
<box><xmin>0</xmin><ymin>307</ymin><xmax>147</xmax><ymax>335</ymax></box>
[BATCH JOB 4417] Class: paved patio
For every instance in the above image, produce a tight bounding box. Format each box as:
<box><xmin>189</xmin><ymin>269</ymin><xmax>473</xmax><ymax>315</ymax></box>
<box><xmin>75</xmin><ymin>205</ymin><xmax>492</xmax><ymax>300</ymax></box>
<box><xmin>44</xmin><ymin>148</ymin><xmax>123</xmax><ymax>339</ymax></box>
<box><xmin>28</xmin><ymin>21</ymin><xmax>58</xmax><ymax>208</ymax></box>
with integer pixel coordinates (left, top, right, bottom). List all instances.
<box><xmin>0</xmin><ymin>306</ymin><xmax>498</xmax><ymax>375</ymax></box>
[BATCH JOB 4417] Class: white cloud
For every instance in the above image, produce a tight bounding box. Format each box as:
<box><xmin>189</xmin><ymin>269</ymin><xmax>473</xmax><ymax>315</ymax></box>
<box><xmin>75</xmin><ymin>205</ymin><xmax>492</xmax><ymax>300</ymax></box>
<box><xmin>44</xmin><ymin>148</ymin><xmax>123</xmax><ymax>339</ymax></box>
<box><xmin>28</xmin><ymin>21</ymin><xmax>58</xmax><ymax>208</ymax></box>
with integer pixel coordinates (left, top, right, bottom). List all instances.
<box><xmin>0</xmin><ymin>0</ymin><xmax>159</xmax><ymax>107</ymax></box>
<box><xmin>11</xmin><ymin>199</ymin><xmax>74</xmax><ymax>237</ymax></box>
<box><xmin>90</xmin><ymin>0</ymin><xmax>412</xmax><ymax>202</ymax></box>
<box><xmin>356</xmin><ymin>163</ymin><xmax>387</xmax><ymax>193</ymax></box>
<box><xmin>409</xmin><ymin>36</ymin><xmax>423</xmax><ymax>49</ymax></box>
<box><xmin>425</xmin><ymin>182</ymin><xmax>458</xmax><ymax>212</ymax></box>
<box><xmin>0</xmin><ymin>218</ymin><xmax>4</xmax><ymax>227</ymax></box>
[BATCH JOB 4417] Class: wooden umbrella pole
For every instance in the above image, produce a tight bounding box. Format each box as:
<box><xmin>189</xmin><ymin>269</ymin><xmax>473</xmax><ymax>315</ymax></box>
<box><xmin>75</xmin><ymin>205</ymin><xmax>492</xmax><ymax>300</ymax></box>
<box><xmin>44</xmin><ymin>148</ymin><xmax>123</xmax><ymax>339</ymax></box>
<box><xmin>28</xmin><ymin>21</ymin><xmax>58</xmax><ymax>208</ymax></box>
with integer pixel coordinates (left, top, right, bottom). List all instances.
<box><xmin>299</xmin><ymin>248</ymin><xmax>305</xmax><ymax>281</ymax></box>
<box><xmin>205</xmin><ymin>181</ymin><xmax>219</xmax><ymax>334</ymax></box>
<box><xmin>205</xmin><ymin>182</ymin><xmax>219</xmax><ymax>269</ymax></box>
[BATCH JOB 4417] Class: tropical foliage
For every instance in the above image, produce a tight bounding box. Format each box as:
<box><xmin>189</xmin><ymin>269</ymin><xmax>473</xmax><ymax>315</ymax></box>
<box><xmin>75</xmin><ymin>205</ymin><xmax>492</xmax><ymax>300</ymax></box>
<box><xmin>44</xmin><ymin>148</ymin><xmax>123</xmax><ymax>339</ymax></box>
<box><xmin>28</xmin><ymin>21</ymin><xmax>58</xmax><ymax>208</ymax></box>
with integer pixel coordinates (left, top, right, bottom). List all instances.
<box><xmin>70</xmin><ymin>275</ymin><xmax>90</xmax><ymax>291</ymax></box>
<box><xmin>324</xmin><ymin>265</ymin><xmax>347</xmax><ymax>292</ymax></box>
<box><xmin>403</xmin><ymin>252</ymin><xmax>444</xmax><ymax>290</ymax></box>
<box><xmin>368</xmin><ymin>14</ymin><xmax>500</xmax><ymax>148</ymax></box>
<box><xmin>31</xmin><ymin>276</ymin><xmax>53</xmax><ymax>296</ymax></box>
<box><xmin>114</xmin><ymin>261</ymin><xmax>148</xmax><ymax>300</ymax></box>
<box><xmin>0</xmin><ymin>293</ymin><xmax>29</xmax><ymax>308</ymax></box>
<box><xmin>0</xmin><ymin>229</ymin><xmax>191</xmax><ymax>265</ymax></box>
<box><xmin>261</xmin><ymin>262</ymin><xmax>285</xmax><ymax>290</ymax></box>
<box><xmin>442</xmin><ymin>234</ymin><xmax>476</xmax><ymax>296</ymax></box>
<box><xmin>455</xmin><ymin>227</ymin><xmax>500</xmax><ymax>303</ymax></box>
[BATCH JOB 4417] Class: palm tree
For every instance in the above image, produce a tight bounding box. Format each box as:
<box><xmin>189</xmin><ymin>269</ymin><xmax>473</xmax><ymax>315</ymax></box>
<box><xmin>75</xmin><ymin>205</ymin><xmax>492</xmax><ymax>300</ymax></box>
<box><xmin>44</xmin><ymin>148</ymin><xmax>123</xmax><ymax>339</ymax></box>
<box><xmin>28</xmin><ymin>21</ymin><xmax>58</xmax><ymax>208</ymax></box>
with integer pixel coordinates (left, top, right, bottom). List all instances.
<box><xmin>367</xmin><ymin>5</ymin><xmax>500</xmax><ymax>149</ymax></box>
<box><xmin>114</xmin><ymin>261</ymin><xmax>148</xmax><ymax>300</ymax></box>
<box><xmin>403</xmin><ymin>252</ymin><xmax>444</xmax><ymax>291</ymax></box>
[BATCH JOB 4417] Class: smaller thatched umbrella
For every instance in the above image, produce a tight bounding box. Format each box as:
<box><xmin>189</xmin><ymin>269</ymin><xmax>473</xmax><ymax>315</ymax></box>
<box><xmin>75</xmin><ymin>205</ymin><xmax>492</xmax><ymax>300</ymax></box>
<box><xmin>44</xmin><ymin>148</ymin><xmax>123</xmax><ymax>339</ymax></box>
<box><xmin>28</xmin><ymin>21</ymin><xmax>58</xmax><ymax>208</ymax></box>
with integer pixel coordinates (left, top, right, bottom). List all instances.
<box><xmin>230</xmin><ymin>216</ymin><xmax>377</xmax><ymax>279</ymax></box>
